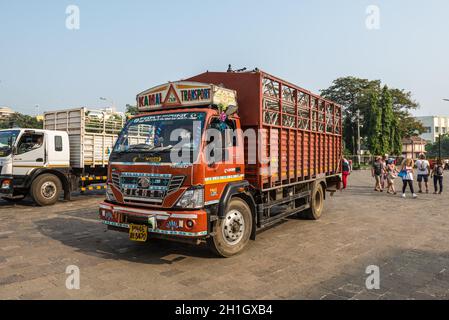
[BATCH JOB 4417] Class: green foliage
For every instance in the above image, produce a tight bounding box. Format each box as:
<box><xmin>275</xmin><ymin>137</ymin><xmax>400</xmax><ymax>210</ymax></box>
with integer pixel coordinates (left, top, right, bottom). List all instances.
<box><xmin>367</xmin><ymin>92</ymin><xmax>382</xmax><ymax>155</ymax></box>
<box><xmin>426</xmin><ymin>135</ymin><xmax>449</xmax><ymax>158</ymax></box>
<box><xmin>379</xmin><ymin>86</ymin><xmax>394</xmax><ymax>154</ymax></box>
<box><xmin>391</xmin><ymin>117</ymin><xmax>402</xmax><ymax>155</ymax></box>
<box><xmin>0</xmin><ymin>113</ymin><xmax>43</xmax><ymax>129</ymax></box>
<box><xmin>320</xmin><ymin>77</ymin><xmax>380</xmax><ymax>153</ymax></box>
<box><xmin>321</xmin><ymin>76</ymin><xmax>422</xmax><ymax>156</ymax></box>
<box><xmin>126</xmin><ymin>104</ymin><xmax>139</xmax><ymax>116</ymax></box>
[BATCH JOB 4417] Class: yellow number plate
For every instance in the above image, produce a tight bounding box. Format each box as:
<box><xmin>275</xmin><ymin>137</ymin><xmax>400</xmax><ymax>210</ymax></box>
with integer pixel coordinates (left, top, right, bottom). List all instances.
<box><xmin>129</xmin><ymin>224</ymin><xmax>148</xmax><ymax>242</ymax></box>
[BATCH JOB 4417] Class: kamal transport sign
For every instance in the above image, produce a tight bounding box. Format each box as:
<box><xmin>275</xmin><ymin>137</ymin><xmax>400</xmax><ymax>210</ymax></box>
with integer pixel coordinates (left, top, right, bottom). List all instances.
<box><xmin>137</xmin><ymin>81</ymin><xmax>237</xmax><ymax>111</ymax></box>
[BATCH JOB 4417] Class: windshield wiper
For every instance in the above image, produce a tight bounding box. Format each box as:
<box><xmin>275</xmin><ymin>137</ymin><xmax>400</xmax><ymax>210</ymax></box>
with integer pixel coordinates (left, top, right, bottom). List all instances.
<box><xmin>151</xmin><ymin>145</ymin><xmax>173</xmax><ymax>152</ymax></box>
<box><xmin>126</xmin><ymin>144</ymin><xmax>155</xmax><ymax>152</ymax></box>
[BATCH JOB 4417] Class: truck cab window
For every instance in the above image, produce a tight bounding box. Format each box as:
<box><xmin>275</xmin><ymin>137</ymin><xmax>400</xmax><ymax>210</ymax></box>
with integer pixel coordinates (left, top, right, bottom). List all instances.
<box><xmin>17</xmin><ymin>133</ymin><xmax>44</xmax><ymax>155</ymax></box>
<box><xmin>55</xmin><ymin>136</ymin><xmax>63</xmax><ymax>152</ymax></box>
<box><xmin>208</xmin><ymin>118</ymin><xmax>237</xmax><ymax>162</ymax></box>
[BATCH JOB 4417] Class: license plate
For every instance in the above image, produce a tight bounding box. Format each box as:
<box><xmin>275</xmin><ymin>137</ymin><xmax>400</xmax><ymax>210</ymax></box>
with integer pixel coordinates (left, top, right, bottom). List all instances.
<box><xmin>129</xmin><ymin>224</ymin><xmax>148</xmax><ymax>242</ymax></box>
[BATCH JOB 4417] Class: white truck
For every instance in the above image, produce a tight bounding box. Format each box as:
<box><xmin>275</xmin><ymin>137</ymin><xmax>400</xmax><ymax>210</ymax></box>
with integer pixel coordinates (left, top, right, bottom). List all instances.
<box><xmin>0</xmin><ymin>108</ymin><xmax>125</xmax><ymax>205</ymax></box>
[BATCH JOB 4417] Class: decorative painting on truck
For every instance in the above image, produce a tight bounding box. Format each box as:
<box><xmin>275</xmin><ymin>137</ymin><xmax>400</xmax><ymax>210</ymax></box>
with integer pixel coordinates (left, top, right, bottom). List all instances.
<box><xmin>137</xmin><ymin>81</ymin><xmax>237</xmax><ymax>112</ymax></box>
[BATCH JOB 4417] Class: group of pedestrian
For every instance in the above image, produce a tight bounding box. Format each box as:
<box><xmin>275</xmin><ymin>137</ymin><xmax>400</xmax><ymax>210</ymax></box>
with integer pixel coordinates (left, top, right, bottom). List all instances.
<box><xmin>372</xmin><ymin>155</ymin><xmax>398</xmax><ymax>194</ymax></box>
<box><xmin>371</xmin><ymin>153</ymin><xmax>445</xmax><ymax>199</ymax></box>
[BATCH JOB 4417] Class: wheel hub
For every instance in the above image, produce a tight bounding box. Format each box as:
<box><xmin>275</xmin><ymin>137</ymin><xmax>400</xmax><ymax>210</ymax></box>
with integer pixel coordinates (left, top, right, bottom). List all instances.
<box><xmin>222</xmin><ymin>209</ymin><xmax>245</xmax><ymax>245</ymax></box>
<box><xmin>41</xmin><ymin>181</ymin><xmax>57</xmax><ymax>199</ymax></box>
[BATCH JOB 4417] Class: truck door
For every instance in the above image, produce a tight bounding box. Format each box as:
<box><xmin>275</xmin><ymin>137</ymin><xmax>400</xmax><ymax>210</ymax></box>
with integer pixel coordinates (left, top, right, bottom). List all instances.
<box><xmin>12</xmin><ymin>131</ymin><xmax>46</xmax><ymax>176</ymax></box>
<box><xmin>204</xmin><ymin>118</ymin><xmax>244</xmax><ymax>201</ymax></box>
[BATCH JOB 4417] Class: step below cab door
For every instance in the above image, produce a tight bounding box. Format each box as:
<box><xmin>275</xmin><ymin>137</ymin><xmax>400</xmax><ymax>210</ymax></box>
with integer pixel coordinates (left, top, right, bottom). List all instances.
<box><xmin>12</xmin><ymin>131</ymin><xmax>46</xmax><ymax>176</ymax></box>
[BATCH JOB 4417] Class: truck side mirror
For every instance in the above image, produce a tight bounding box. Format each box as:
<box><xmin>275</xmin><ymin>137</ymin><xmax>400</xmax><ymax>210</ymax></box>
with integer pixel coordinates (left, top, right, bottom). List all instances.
<box><xmin>225</xmin><ymin>105</ymin><xmax>238</xmax><ymax>116</ymax></box>
<box><xmin>12</xmin><ymin>146</ymin><xmax>17</xmax><ymax>155</ymax></box>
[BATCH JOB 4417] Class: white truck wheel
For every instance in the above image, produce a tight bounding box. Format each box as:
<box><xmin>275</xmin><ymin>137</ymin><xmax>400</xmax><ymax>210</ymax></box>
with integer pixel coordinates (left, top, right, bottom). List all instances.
<box><xmin>31</xmin><ymin>174</ymin><xmax>62</xmax><ymax>206</ymax></box>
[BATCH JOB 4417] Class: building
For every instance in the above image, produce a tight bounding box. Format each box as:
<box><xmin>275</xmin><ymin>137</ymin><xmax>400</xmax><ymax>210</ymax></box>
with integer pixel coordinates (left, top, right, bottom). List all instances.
<box><xmin>415</xmin><ymin>116</ymin><xmax>449</xmax><ymax>142</ymax></box>
<box><xmin>402</xmin><ymin>136</ymin><xmax>427</xmax><ymax>160</ymax></box>
<box><xmin>0</xmin><ymin>106</ymin><xmax>15</xmax><ymax>120</ymax></box>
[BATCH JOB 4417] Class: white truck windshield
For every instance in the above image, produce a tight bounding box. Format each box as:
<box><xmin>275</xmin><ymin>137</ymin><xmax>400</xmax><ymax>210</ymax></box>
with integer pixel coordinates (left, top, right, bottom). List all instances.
<box><xmin>0</xmin><ymin>130</ymin><xmax>20</xmax><ymax>157</ymax></box>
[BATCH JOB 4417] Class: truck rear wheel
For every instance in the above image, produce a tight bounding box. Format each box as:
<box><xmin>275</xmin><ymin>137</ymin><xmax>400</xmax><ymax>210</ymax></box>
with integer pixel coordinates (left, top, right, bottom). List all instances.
<box><xmin>208</xmin><ymin>198</ymin><xmax>252</xmax><ymax>258</ymax></box>
<box><xmin>31</xmin><ymin>174</ymin><xmax>62</xmax><ymax>206</ymax></box>
<box><xmin>301</xmin><ymin>184</ymin><xmax>324</xmax><ymax>220</ymax></box>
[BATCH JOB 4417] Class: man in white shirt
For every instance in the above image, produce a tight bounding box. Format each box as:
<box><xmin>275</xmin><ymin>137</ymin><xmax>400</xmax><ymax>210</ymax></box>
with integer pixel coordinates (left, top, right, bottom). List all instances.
<box><xmin>415</xmin><ymin>153</ymin><xmax>430</xmax><ymax>193</ymax></box>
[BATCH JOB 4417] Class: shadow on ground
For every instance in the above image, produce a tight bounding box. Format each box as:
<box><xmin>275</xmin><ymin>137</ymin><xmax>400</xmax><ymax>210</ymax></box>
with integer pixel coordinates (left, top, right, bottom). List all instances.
<box><xmin>34</xmin><ymin>216</ymin><xmax>216</xmax><ymax>265</ymax></box>
<box><xmin>0</xmin><ymin>191</ymin><xmax>106</xmax><ymax>208</ymax></box>
<box><xmin>296</xmin><ymin>248</ymin><xmax>449</xmax><ymax>300</ymax></box>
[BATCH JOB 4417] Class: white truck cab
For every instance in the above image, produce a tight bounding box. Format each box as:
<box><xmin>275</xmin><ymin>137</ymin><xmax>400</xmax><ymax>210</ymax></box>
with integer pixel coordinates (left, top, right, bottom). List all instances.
<box><xmin>0</xmin><ymin>107</ymin><xmax>124</xmax><ymax>206</ymax></box>
<box><xmin>0</xmin><ymin>128</ymin><xmax>71</xmax><ymax>205</ymax></box>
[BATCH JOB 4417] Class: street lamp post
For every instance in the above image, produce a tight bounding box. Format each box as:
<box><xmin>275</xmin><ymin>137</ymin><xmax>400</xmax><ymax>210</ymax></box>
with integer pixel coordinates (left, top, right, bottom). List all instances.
<box><xmin>99</xmin><ymin>97</ymin><xmax>115</xmax><ymax>112</ymax></box>
<box><xmin>356</xmin><ymin>110</ymin><xmax>361</xmax><ymax>166</ymax></box>
<box><xmin>440</xmin><ymin>99</ymin><xmax>449</xmax><ymax>160</ymax></box>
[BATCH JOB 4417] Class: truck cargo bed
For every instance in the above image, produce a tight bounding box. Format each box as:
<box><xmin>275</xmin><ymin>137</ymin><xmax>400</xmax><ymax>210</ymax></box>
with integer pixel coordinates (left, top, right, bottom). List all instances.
<box><xmin>43</xmin><ymin>108</ymin><xmax>125</xmax><ymax>168</ymax></box>
<box><xmin>188</xmin><ymin>70</ymin><xmax>342</xmax><ymax>191</ymax></box>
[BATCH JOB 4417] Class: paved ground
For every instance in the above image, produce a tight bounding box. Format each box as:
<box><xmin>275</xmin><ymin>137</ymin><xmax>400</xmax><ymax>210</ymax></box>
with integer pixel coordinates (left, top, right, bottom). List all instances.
<box><xmin>0</xmin><ymin>170</ymin><xmax>449</xmax><ymax>300</ymax></box>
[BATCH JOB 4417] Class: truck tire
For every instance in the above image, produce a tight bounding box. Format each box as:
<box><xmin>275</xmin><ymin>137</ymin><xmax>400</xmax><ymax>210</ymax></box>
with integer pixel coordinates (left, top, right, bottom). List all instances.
<box><xmin>208</xmin><ymin>198</ymin><xmax>252</xmax><ymax>258</ymax></box>
<box><xmin>301</xmin><ymin>183</ymin><xmax>324</xmax><ymax>220</ymax></box>
<box><xmin>31</xmin><ymin>174</ymin><xmax>62</xmax><ymax>206</ymax></box>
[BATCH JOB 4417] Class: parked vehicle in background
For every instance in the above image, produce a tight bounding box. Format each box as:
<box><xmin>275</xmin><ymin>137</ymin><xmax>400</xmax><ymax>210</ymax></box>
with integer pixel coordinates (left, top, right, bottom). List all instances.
<box><xmin>99</xmin><ymin>69</ymin><xmax>343</xmax><ymax>257</ymax></box>
<box><xmin>0</xmin><ymin>108</ymin><xmax>125</xmax><ymax>205</ymax></box>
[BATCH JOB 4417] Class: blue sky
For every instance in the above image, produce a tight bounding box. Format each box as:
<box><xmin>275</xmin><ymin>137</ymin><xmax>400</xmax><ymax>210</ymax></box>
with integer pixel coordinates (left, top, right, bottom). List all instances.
<box><xmin>0</xmin><ymin>0</ymin><xmax>448</xmax><ymax>116</ymax></box>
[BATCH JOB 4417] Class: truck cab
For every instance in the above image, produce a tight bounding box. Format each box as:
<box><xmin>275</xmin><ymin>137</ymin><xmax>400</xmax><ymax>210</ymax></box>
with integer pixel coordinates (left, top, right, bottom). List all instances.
<box><xmin>0</xmin><ymin>128</ymin><xmax>71</xmax><ymax>204</ymax></box>
<box><xmin>100</xmin><ymin>82</ymin><xmax>249</xmax><ymax>256</ymax></box>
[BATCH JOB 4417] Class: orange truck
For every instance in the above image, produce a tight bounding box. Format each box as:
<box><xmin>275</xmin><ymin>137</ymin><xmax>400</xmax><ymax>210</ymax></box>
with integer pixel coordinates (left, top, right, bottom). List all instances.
<box><xmin>99</xmin><ymin>69</ymin><xmax>343</xmax><ymax>257</ymax></box>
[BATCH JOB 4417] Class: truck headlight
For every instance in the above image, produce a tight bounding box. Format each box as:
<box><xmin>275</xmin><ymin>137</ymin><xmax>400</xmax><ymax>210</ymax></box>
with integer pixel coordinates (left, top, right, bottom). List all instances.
<box><xmin>106</xmin><ymin>184</ymin><xmax>117</xmax><ymax>202</ymax></box>
<box><xmin>175</xmin><ymin>187</ymin><xmax>204</xmax><ymax>209</ymax></box>
<box><xmin>1</xmin><ymin>179</ymin><xmax>12</xmax><ymax>189</ymax></box>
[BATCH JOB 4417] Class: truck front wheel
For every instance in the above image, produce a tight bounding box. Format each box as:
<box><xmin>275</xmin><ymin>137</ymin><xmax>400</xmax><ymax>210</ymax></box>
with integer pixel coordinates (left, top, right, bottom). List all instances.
<box><xmin>31</xmin><ymin>174</ymin><xmax>62</xmax><ymax>206</ymax></box>
<box><xmin>208</xmin><ymin>198</ymin><xmax>252</xmax><ymax>258</ymax></box>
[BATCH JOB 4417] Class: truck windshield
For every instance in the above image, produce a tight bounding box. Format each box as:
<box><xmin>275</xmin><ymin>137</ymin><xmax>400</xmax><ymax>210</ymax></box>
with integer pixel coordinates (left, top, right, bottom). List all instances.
<box><xmin>111</xmin><ymin>112</ymin><xmax>205</xmax><ymax>163</ymax></box>
<box><xmin>0</xmin><ymin>130</ymin><xmax>20</xmax><ymax>157</ymax></box>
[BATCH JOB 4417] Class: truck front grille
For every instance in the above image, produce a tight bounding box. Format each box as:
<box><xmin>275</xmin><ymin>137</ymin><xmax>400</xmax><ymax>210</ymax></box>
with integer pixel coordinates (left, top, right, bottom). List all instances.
<box><xmin>168</xmin><ymin>176</ymin><xmax>185</xmax><ymax>193</ymax></box>
<box><xmin>115</xmin><ymin>172</ymin><xmax>185</xmax><ymax>205</ymax></box>
<box><xmin>111</xmin><ymin>172</ymin><xmax>120</xmax><ymax>188</ymax></box>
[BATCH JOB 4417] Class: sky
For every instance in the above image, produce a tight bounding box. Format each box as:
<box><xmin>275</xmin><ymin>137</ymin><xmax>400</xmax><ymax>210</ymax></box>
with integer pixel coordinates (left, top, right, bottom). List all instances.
<box><xmin>0</xmin><ymin>0</ymin><xmax>448</xmax><ymax>116</ymax></box>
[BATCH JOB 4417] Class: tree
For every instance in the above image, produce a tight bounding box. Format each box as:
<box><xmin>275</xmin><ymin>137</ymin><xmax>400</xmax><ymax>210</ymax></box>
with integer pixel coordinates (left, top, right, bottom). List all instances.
<box><xmin>390</xmin><ymin>88</ymin><xmax>424</xmax><ymax>136</ymax></box>
<box><xmin>379</xmin><ymin>86</ymin><xmax>394</xmax><ymax>154</ymax></box>
<box><xmin>320</xmin><ymin>77</ymin><xmax>380</xmax><ymax>153</ymax></box>
<box><xmin>126</xmin><ymin>104</ymin><xmax>139</xmax><ymax>116</ymax></box>
<box><xmin>426</xmin><ymin>135</ymin><xmax>449</xmax><ymax>158</ymax></box>
<box><xmin>391</xmin><ymin>117</ymin><xmax>402</xmax><ymax>155</ymax></box>
<box><xmin>0</xmin><ymin>113</ymin><xmax>43</xmax><ymax>129</ymax></box>
<box><xmin>366</xmin><ymin>92</ymin><xmax>382</xmax><ymax>155</ymax></box>
<box><xmin>320</xmin><ymin>77</ymin><xmax>423</xmax><ymax>156</ymax></box>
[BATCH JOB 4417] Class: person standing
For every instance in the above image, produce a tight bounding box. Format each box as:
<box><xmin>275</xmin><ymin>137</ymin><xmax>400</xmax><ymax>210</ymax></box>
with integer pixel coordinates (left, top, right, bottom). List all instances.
<box><xmin>415</xmin><ymin>153</ymin><xmax>430</xmax><ymax>193</ymax></box>
<box><xmin>372</xmin><ymin>156</ymin><xmax>383</xmax><ymax>192</ymax></box>
<box><xmin>386</xmin><ymin>158</ymin><xmax>398</xmax><ymax>195</ymax></box>
<box><xmin>400</xmin><ymin>158</ymin><xmax>417</xmax><ymax>199</ymax></box>
<box><xmin>380</xmin><ymin>155</ymin><xmax>388</xmax><ymax>190</ymax></box>
<box><xmin>342</xmin><ymin>157</ymin><xmax>351</xmax><ymax>190</ymax></box>
<box><xmin>431</xmin><ymin>159</ymin><xmax>444</xmax><ymax>194</ymax></box>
